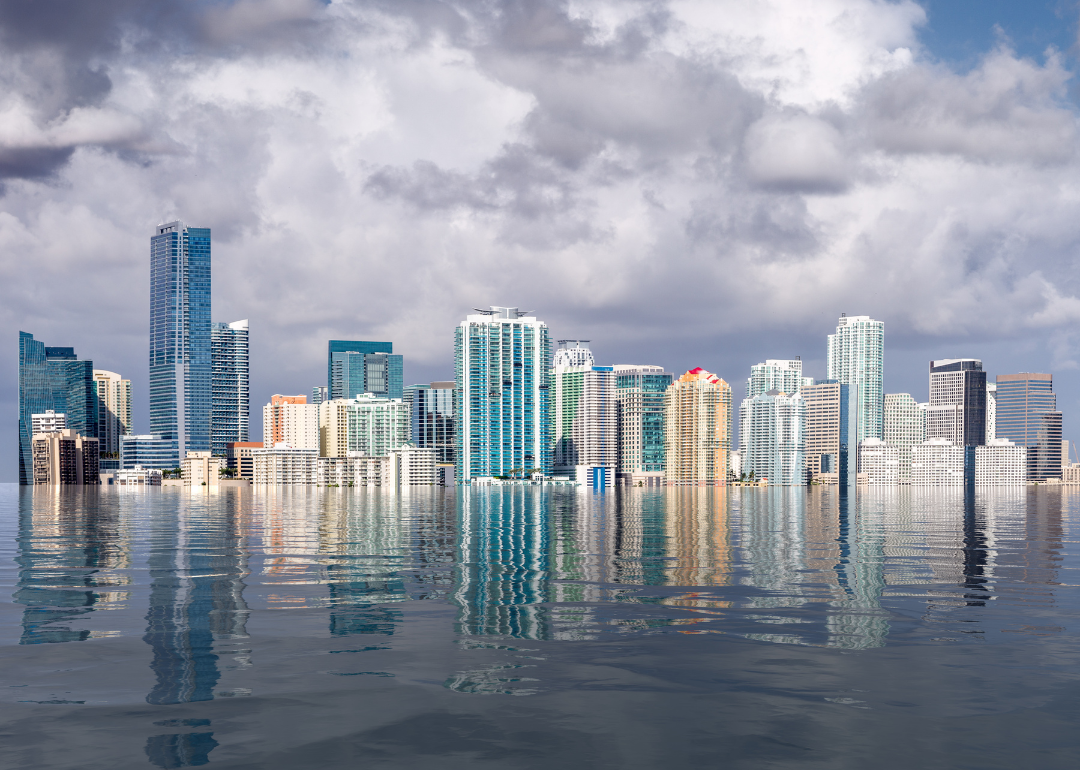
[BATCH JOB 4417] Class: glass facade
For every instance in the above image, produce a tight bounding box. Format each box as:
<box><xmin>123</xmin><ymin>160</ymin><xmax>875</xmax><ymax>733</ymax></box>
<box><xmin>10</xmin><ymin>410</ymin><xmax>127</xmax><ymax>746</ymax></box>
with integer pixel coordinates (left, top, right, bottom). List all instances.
<box><xmin>18</xmin><ymin>332</ymin><xmax>97</xmax><ymax>485</ymax></box>
<box><xmin>454</xmin><ymin>307</ymin><xmax>551</xmax><ymax>481</ymax></box>
<box><xmin>996</xmin><ymin>373</ymin><xmax>1062</xmax><ymax>481</ymax></box>
<box><xmin>149</xmin><ymin>222</ymin><xmax>212</xmax><ymax>467</ymax></box>
<box><xmin>404</xmin><ymin>382</ymin><xmax>456</xmax><ymax>465</ymax></box>
<box><xmin>121</xmin><ymin>435</ymin><xmax>179</xmax><ymax>470</ymax></box>
<box><xmin>211</xmin><ymin>320</ymin><xmax>250</xmax><ymax>455</ymax></box>
<box><xmin>326</xmin><ymin>341</ymin><xmax>394</xmax><ymax>394</ymax></box>
<box><xmin>615</xmin><ymin>369</ymin><xmax>673</xmax><ymax>474</ymax></box>
<box><xmin>827</xmin><ymin>314</ymin><xmax>884</xmax><ymax>445</ymax></box>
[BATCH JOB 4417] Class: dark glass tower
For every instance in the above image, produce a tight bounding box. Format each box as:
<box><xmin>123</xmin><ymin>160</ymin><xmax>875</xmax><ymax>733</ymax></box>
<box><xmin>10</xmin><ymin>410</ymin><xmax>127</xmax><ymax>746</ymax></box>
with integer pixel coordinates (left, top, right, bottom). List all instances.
<box><xmin>327</xmin><ymin>341</ymin><xmax>401</xmax><ymax>400</ymax></box>
<box><xmin>149</xmin><ymin>221</ymin><xmax>212</xmax><ymax>467</ymax></box>
<box><xmin>18</xmin><ymin>332</ymin><xmax>96</xmax><ymax>485</ymax></box>
<box><xmin>996</xmin><ymin>373</ymin><xmax>1062</xmax><ymax>481</ymax></box>
<box><xmin>927</xmin><ymin>359</ymin><xmax>986</xmax><ymax>446</ymax></box>
<box><xmin>404</xmin><ymin>382</ymin><xmax>456</xmax><ymax>464</ymax></box>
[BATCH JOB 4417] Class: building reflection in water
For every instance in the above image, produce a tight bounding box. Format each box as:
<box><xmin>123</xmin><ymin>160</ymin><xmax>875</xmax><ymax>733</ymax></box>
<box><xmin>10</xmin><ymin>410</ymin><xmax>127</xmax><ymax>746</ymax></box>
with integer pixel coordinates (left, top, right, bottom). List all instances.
<box><xmin>143</xmin><ymin>490</ymin><xmax>250</xmax><ymax>705</ymax></box>
<box><xmin>14</xmin><ymin>487</ymin><xmax>131</xmax><ymax>644</ymax></box>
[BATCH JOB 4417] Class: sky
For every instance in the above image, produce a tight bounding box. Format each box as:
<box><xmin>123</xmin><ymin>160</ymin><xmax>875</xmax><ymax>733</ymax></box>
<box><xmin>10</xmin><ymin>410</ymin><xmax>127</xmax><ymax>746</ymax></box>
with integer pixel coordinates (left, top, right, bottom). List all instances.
<box><xmin>2</xmin><ymin>0</ymin><xmax>1080</xmax><ymax>480</ymax></box>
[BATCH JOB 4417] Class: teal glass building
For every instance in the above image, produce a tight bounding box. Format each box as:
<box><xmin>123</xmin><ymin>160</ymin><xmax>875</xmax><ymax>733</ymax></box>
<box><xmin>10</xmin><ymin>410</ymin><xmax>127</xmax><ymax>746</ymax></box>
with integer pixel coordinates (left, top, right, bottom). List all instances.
<box><xmin>404</xmin><ymin>382</ymin><xmax>456</xmax><ymax>465</ymax></box>
<box><xmin>18</xmin><ymin>331</ymin><xmax>97</xmax><ymax>484</ymax></box>
<box><xmin>149</xmin><ymin>221</ymin><xmax>212</xmax><ymax>467</ymax></box>
<box><xmin>327</xmin><ymin>341</ymin><xmax>401</xmax><ymax>400</ymax></box>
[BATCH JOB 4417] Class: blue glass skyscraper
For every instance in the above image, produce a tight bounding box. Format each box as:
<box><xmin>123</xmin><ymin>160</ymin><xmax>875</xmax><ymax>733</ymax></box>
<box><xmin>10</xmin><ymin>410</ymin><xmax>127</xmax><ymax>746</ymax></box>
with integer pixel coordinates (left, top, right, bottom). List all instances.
<box><xmin>18</xmin><ymin>331</ymin><xmax>96</xmax><ymax>485</ymax></box>
<box><xmin>211</xmin><ymin>319</ymin><xmax>249</xmax><ymax>455</ymax></box>
<box><xmin>150</xmin><ymin>221</ymin><xmax>212</xmax><ymax>467</ymax></box>
<box><xmin>327</xmin><ymin>340</ymin><xmax>401</xmax><ymax>400</ymax></box>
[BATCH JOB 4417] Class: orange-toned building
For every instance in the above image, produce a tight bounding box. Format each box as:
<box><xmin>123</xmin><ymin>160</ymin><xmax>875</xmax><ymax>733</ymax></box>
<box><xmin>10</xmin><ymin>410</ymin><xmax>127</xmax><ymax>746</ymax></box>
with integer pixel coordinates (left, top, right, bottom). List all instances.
<box><xmin>262</xmin><ymin>395</ymin><xmax>319</xmax><ymax>451</ymax></box>
<box><xmin>664</xmin><ymin>368</ymin><xmax>732</xmax><ymax>485</ymax></box>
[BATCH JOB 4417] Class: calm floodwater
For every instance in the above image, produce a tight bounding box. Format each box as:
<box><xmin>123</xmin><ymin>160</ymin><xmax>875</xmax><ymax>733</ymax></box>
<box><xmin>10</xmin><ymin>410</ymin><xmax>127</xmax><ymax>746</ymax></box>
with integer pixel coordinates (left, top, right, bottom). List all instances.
<box><xmin>1</xmin><ymin>485</ymin><xmax>1079</xmax><ymax>769</ymax></box>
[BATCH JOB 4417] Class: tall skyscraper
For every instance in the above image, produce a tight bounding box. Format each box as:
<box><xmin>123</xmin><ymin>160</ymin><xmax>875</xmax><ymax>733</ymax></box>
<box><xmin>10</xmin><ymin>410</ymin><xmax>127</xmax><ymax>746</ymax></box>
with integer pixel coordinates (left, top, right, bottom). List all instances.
<box><xmin>327</xmin><ymin>341</ymin><xmax>401</xmax><ymax>400</ymax></box>
<box><xmin>404</xmin><ymin>382</ymin><xmax>456</xmax><ymax>465</ymax></box>
<box><xmin>803</xmin><ymin>380</ymin><xmax>856</xmax><ymax>485</ymax></box>
<box><xmin>741</xmin><ymin>390</ymin><xmax>807</xmax><ymax>485</ymax></box>
<box><xmin>996</xmin><ymin>373</ymin><xmax>1062</xmax><ymax>481</ymax></box>
<box><xmin>19</xmin><ymin>332</ymin><xmax>96</xmax><ymax>485</ymax></box>
<box><xmin>550</xmin><ymin>341</ymin><xmax>617</xmax><ymax>483</ymax></box>
<box><xmin>150</xmin><ymin>221</ymin><xmax>212</xmax><ymax>467</ymax></box>
<box><xmin>614</xmin><ymin>365</ymin><xmax>673</xmax><ymax>486</ymax></box>
<box><xmin>925</xmin><ymin>359</ymin><xmax>986</xmax><ymax>447</ymax></box>
<box><xmin>93</xmin><ymin>370</ymin><xmax>132</xmax><ymax>468</ymax></box>
<box><xmin>664</xmin><ymin>368</ymin><xmax>732</xmax><ymax>485</ymax></box>
<box><xmin>826</xmin><ymin>314</ymin><xmax>884</xmax><ymax>444</ymax></box>
<box><xmin>746</xmin><ymin>359</ymin><xmax>812</xmax><ymax>398</ymax></box>
<box><xmin>883</xmin><ymin>393</ymin><xmax>926</xmax><ymax>483</ymax></box>
<box><xmin>455</xmin><ymin>306</ymin><xmax>551</xmax><ymax>481</ymax></box>
<box><xmin>211</xmin><ymin>320</ymin><xmax>250</xmax><ymax>455</ymax></box>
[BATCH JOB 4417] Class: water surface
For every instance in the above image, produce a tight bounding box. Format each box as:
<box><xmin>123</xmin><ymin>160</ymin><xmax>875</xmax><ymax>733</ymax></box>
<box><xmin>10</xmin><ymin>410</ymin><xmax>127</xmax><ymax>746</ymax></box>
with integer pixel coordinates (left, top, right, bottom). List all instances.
<box><xmin>1</xmin><ymin>485</ymin><xmax>1078</xmax><ymax>769</ymax></box>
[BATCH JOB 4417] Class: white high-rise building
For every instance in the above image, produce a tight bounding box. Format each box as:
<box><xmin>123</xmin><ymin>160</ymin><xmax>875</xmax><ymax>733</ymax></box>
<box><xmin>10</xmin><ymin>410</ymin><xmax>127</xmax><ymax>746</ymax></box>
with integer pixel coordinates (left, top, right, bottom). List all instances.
<box><xmin>986</xmin><ymin>382</ymin><xmax>997</xmax><ymax>441</ymax></box>
<box><xmin>320</xmin><ymin>395</ymin><xmax>409</xmax><ymax>458</ymax></box>
<box><xmin>827</xmin><ymin>314</ymin><xmax>884</xmax><ymax>444</ymax></box>
<box><xmin>263</xmin><ymin>396</ymin><xmax>319</xmax><ymax>451</ymax></box>
<box><xmin>975</xmin><ymin>439</ymin><xmax>1026</xmax><ymax>486</ymax></box>
<box><xmin>741</xmin><ymin>390</ymin><xmax>806</xmax><ymax>486</ymax></box>
<box><xmin>740</xmin><ymin>359</ymin><xmax>812</xmax><ymax>464</ymax></box>
<box><xmin>551</xmin><ymin>342</ymin><xmax>617</xmax><ymax>482</ymax></box>
<box><xmin>884</xmin><ymin>393</ymin><xmax>926</xmax><ymax>483</ymax></box>
<box><xmin>858</xmin><ymin>438</ymin><xmax>899</xmax><ymax>485</ymax></box>
<box><xmin>910</xmin><ymin>438</ymin><xmax>965</xmax><ymax>486</ymax></box>
<box><xmin>92</xmin><ymin>370</ymin><xmax>132</xmax><ymax>459</ymax></box>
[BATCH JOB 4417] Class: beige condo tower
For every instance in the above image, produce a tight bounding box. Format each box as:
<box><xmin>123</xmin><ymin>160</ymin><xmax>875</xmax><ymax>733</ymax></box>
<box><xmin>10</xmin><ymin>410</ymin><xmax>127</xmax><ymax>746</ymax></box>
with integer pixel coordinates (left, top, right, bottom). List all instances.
<box><xmin>664</xmin><ymin>368</ymin><xmax>732</xmax><ymax>485</ymax></box>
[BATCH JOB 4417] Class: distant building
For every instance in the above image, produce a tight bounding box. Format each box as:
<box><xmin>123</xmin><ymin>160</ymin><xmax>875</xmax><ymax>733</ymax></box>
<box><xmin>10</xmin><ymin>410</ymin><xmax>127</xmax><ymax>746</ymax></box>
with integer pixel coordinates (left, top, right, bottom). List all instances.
<box><xmin>115</xmin><ymin>466</ymin><xmax>163</xmax><ymax>486</ymax></box>
<box><xmin>19</xmin><ymin>332</ymin><xmax>97</xmax><ymax>484</ymax></box>
<box><xmin>317</xmin><ymin>455</ymin><xmax>391</xmax><ymax>486</ymax></box>
<box><xmin>664</xmin><ymin>368</ymin><xmax>732</xmax><ymax>485</ymax></box>
<box><xmin>211</xmin><ymin>319</ymin><xmax>250</xmax><ymax>454</ymax></box>
<box><xmin>925</xmin><ymin>359</ymin><xmax>986</xmax><ymax>447</ymax></box>
<box><xmin>986</xmin><ymin>382</ymin><xmax>997</xmax><ymax>441</ymax></box>
<box><xmin>389</xmin><ymin>444</ymin><xmax>438</xmax><ymax>486</ymax></box>
<box><xmin>884</xmin><ymin>393</ymin><xmax>926</xmax><ymax>483</ymax></box>
<box><xmin>742</xmin><ymin>390</ymin><xmax>807</xmax><ymax>486</ymax></box>
<box><xmin>746</xmin><ymin>358</ymin><xmax>813</xmax><ymax>398</ymax></box>
<box><xmin>827</xmin><ymin>314</ymin><xmax>884</xmax><ymax>444</ymax></box>
<box><xmin>311</xmin><ymin>385</ymin><xmax>329</xmax><ymax>406</ymax></box>
<box><xmin>253</xmin><ymin>444</ymin><xmax>319</xmax><ymax>485</ymax></box>
<box><xmin>975</xmin><ymin>439</ymin><xmax>1026</xmax><ymax>486</ymax></box>
<box><xmin>121</xmin><ymin>434</ymin><xmax>178</xmax><ymax>470</ymax></box>
<box><xmin>320</xmin><ymin>395</ymin><xmax>409</xmax><ymax>458</ymax></box>
<box><xmin>455</xmin><ymin>306</ymin><xmax>551</xmax><ymax>481</ymax></box>
<box><xmin>92</xmin><ymin>370</ymin><xmax>132</xmax><ymax>464</ymax></box>
<box><xmin>996</xmin><ymin>373</ymin><xmax>1062</xmax><ymax>481</ymax></box>
<box><xmin>551</xmin><ymin>342</ymin><xmax>617</xmax><ymax>483</ymax></box>
<box><xmin>226</xmin><ymin>442</ymin><xmax>261</xmax><ymax>481</ymax></box>
<box><xmin>859</xmin><ymin>438</ymin><xmax>899</xmax><ymax>485</ymax></box>
<box><xmin>182</xmin><ymin>451</ymin><xmax>226</xmax><ymax>487</ymax></box>
<box><xmin>149</xmin><ymin>221</ymin><xmax>212</xmax><ymax>468</ymax></box>
<box><xmin>32</xmin><ymin>429</ymin><xmax>100</xmax><ymax>485</ymax></box>
<box><xmin>803</xmin><ymin>380</ymin><xmax>856</xmax><ymax>485</ymax></box>
<box><xmin>263</xmin><ymin>395</ymin><xmax>319</xmax><ymax>451</ymax></box>
<box><xmin>31</xmin><ymin>410</ymin><xmax>66</xmax><ymax>436</ymax></box>
<box><xmin>614</xmin><ymin>365</ymin><xmax>673</xmax><ymax>486</ymax></box>
<box><xmin>328</xmin><ymin>341</ymin><xmax>402</xmax><ymax>400</ymax></box>
<box><xmin>404</xmin><ymin>382</ymin><xmax>456</xmax><ymax>465</ymax></box>
<box><xmin>910</xmin><ymin>438</ymin><xmax>965</xmax><ymax>486</ymax></box>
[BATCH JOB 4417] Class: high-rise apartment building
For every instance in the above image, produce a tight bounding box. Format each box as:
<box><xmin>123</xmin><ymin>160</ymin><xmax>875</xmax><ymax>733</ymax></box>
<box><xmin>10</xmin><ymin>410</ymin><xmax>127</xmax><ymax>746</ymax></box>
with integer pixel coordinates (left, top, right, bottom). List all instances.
<box><xmin>614</xmin><ymin>365</ymin><xmax>673</xmax><ymax>486</ymax></box>
<box><xmin>263</xmin><ymin>395</ymin><xmax>319</xmax><ymax>451</ymax></box>
<box><xmin>741</xmin><ymin>390</ymin><xmax>806</xmax><ymax>486</ymax></box>
<box><xmin>320</xmin><ymin>395</ymin><xmax>409</xmax><ymax>458</ymax></box>
<box><xmin>311</xmin><ymin>386</ymin><xmax>329</xmax><ymax>405</ymax></box>
<box><xmin>925</xmin><ymin>359</ymin><xmax>986</xmax><ymax>447</ymax></box>
<box><xmin>975</xmin><ymin>439</ymin><xmax>1026</xmax><ymax>486</ymax></box>
<box><xmin>92</xmin><ymin>370</ymin><xmax>132</xmax><ymax>464</ymax></box>
<box><xmin>32</xmin><ymin>429</ymin><xmax>100</xmax><ymax>485</ymax></box>
<box><xmin>454</xmin><ymin>306</ymin><xmax>551</xmax><ymax>481</ymax></box>
<box><xmin>996</xmin><ymin>373</ymin><xmax>1062</xmax><ymax>481</ymax></box>
<box><xmin>884</xmin><ymin>393</ymin><xmax>926</xmax><ymax>483</ymax></box>
<box><xmin>149</xmin><ymin>221</ymin><xmax>212</xmax><ymax>467</ymax></box>
<box><xmin>19</xmin><ymin>332</ymin><xmax>97</xmax><ymax>484</ymax></box>
<box><xmin>739</xmin><ymin>358</ymin><xmax>812</xmax><ymax>465</ymax></box>
<box><xmin>551</xmin><ymin>342</ymin><xmax>617</xmax><ymax>481</ymax></box>
<box><xmin>211</xmin><ymin>319</ymin><xmax>249</xmax><ymax>454</ymax></box>
<box><xmin>404</xmin><ymin>382</ymin><xmax>456</xmax><ymax>465</ymax></box>
<box><xmin>803</xmin><ymin>380</ymin><xmax>856</xmax><ymax>485</ymax></box>
<box><xmin>986</xmin><ymin>382</ymin><xmax>997</xmax><ymax>441</ymax></box>
<box><xmin>858</xmin><ymin>438</ymin><xmax>900</xmax><ymax>485</ymax></box>
<box><xmin>911</xmin><ymin>438</ymin><xmax>965</xmax><ymax>486</ymax></box>
<box><xmin>826</xmin><ymin>314</ymin><xmax>884</xmax><ymax>444</ymax></box>
<box><xmin>327</xmin><ymin>341</ymin><xmax>401</xmax><ymax>400</ymax></box>
<box><xmin>664</xmin><ymin>368</ymin><xmax>732</xmax><ymax>485</ymax></box>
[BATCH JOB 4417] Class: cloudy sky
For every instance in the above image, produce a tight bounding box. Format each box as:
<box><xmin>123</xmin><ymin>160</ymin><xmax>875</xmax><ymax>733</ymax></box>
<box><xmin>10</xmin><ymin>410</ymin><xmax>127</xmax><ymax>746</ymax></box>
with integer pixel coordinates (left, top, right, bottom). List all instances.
<box><xmin>3</xmin><ymin>0</ymin><xmax>1080</xmax><ymax>478</ymax></box>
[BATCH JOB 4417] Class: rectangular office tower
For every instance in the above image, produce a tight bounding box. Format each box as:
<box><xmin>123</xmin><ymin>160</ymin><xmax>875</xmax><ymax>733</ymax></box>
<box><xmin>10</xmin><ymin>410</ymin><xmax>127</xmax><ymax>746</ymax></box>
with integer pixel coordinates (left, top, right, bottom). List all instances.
<box><xmin>614</xmin><ymin>365</ymin><xmax>673</xmax><ymax>486</ymax></box>
<box><xmin>455</xmin><ymin>306</ymin><xmax>551</xmax><ymax>481</ymax></box>
<box><xmin>996</xmin><ymin>373</ymin><xmax>1063</xmax><ymax>481</ymax></box>
<box><xmin>551</xmin><ymin>342</ymin><xmax>617</xmax><ymax>483</ymax></box>
<box><xmin>93</xmin><ymin>370</ymin><xmax>132</xmax><ymax>469</ymax></box>
<box><xmin>328</xmin><ymin>341</ymin><xmax>402</xmax><ymax>400</ymax></box>
<box><xmin>925</xmin><ymin>359</ymin><xmax>986</xmax><ymax>447</ymax></box>
<box><xmin>803</xmin><ymin>380</ymin><xmax>857</xmax><ymax>485</ymax></box>
<box><xmin>827</xmin><ymin>314</ymin><xmax>884</xmax><ymax>444</ymax></box>
<box><xmin>211</xmin><ymin>319</ymin><xmax>250</xmax><ymax>454</ymax></box>
<box><xmin>149</xmin><ymin>221</ymin><xmax>212</xmax><ymax>467</ymax></box>
<box><xmin>18</xmin><ymin>332</ymin><xmax>97</xmax><ymax>484</ymax></box>
<box><xmin>404</xmin><ymin>382</ymin><xmax>456</xmax><ymax>465</ymax></box>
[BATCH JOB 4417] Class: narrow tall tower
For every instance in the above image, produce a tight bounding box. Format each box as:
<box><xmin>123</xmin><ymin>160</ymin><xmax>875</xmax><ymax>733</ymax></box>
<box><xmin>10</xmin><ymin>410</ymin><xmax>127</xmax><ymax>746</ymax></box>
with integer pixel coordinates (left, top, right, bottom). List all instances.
<box><xmin>455</xmin><ymin>306</ymin><xmax>551</xmax><ymax>481</ymax></box>
<box><xmin>826</xmin><ymin>314</ymin><xmax>884</xmax><ymax>444</ymax></box>
<box><xmin>150</xmin><ymin>221</ymin><xmax>212</xmax><ymax>467</ymax></box>
<box><xmin>211</xmin><ymin>320</ymin><xmax>250</xmax><ymax>454</ymax></box>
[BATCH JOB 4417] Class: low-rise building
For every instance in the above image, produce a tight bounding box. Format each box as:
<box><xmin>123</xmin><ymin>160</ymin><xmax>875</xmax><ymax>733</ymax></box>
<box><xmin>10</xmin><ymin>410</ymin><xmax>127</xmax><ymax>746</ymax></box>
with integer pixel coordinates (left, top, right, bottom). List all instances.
<box><xmin>911</xmin><ymin>438</ymin><xmax>965</xmax><ymax>486</ymax></box>
<box><xmin>115</xmin><ymin>466</ymin><xmax>163</xmax><ymax>486</ymax></box>
<box><xmin>317</xmin><ymin>455</ymin><xmax>391</xmax><ymax>487</ymax></box>
<box><xmin>253</xmin><ymin>443</ymin><xmax>319</xmax><ymax>485</ymax></box>
<box><xmin>859</xmin><ymin>438</ymin><xmax>900</xmax><ymax>485</ymax></box>
<box><xmin>183</xmin><ymin>451</ymin><xmax>226</xmax><ymax>487</ymax></box>
<box><xmin>32</xmin><ymin>429</ymin><xmax>100</xmax><ymax>485</ymax></box>
<box><xmin>226</xmin><ymin>441</ymin><xmax>261</xmax><ymax>480</ymax></box>
<box><xmin>389</xmin><ymin>444</ymin><xmax>437</xmax><ymax>486</ymax></box>
<box><xmin>975</xmin><ymin>438</ymin><xmax>1027</xmax><ymax>486</ymax></box>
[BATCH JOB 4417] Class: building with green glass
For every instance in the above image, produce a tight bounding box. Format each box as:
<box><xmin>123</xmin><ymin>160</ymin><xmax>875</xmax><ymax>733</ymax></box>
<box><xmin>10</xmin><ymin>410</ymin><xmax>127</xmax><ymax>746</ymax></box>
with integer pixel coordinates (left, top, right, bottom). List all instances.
<box><xmin>613</xmin><ymin>366</ymin><xmax>672</xmax><ymax>485</ymax></box>
<box><xmin>327</xmin><ymin>340</ymin><xmax>402</xmax><ymax>401</ymax></box>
